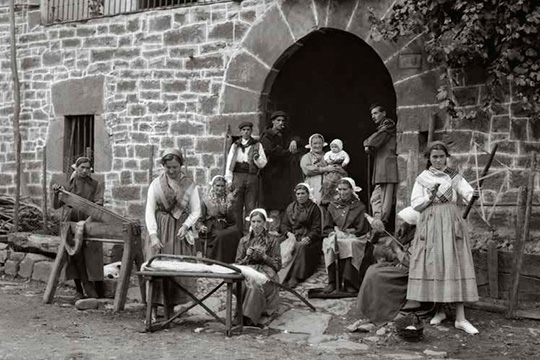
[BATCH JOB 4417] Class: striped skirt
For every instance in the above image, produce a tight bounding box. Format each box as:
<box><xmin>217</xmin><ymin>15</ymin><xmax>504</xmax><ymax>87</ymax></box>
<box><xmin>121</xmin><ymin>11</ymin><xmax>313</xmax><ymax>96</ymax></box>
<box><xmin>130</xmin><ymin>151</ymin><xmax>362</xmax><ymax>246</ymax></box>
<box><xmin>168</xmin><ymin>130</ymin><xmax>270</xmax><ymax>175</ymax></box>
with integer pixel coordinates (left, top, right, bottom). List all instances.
<box><xmin>407</xmin><ymin>203</ymin><xmax>478</xmax><ymax>303</ymax></box>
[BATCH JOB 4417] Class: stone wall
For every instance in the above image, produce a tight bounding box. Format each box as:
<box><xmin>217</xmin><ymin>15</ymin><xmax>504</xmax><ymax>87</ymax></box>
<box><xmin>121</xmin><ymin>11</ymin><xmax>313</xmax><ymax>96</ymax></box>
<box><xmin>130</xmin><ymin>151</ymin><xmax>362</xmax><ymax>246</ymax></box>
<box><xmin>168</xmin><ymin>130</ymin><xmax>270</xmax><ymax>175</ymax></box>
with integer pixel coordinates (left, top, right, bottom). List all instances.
<box><xmin>0</xmin><ymin>0</ymin><xmax>538</xmax><ymax>250</ymax></box>
<box><xmin>0</xmin><ymin>241</ymin><xmax>54</xmax><ymax>282</ymax></box>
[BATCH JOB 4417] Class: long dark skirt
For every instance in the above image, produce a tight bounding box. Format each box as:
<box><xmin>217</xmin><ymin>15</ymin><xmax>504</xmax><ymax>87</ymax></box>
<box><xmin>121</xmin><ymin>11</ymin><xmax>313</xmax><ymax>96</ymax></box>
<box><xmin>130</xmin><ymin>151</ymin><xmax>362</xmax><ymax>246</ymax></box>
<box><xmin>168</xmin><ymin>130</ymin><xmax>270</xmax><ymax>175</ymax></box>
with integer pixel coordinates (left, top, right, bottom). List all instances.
<box><xmin>207</xmin><ymin>226</ymin><xmax>242</xmax><ymax>264</ymax></box>
<box><xmin>151</xmin><ymin>211</ymin><xmax>197</xmax><ymax>306</ymax></box>
<box><xmin>357</xmin><ymin>263</ymin><xmax>409</xmax><ymax>325</ymax></box>
<box><xmin>281</xmin><ymin>241</ymin><xmax>321</xmax><ymax>285</ymax></box>
<box><xmin>240</xmin><ymin>264</ymin><xmax>279</xmax><ymax>325</ymax></box>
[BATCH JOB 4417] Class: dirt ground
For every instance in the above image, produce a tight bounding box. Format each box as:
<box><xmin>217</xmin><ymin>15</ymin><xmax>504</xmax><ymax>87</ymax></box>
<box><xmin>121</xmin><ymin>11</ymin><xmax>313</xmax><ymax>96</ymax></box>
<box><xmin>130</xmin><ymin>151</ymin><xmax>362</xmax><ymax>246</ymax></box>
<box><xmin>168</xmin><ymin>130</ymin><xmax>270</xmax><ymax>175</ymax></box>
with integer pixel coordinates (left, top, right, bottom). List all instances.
<box><xmin>1</xmin><ymin>276</ymin><xmax>540</xmax><ymax>360</ymax></box>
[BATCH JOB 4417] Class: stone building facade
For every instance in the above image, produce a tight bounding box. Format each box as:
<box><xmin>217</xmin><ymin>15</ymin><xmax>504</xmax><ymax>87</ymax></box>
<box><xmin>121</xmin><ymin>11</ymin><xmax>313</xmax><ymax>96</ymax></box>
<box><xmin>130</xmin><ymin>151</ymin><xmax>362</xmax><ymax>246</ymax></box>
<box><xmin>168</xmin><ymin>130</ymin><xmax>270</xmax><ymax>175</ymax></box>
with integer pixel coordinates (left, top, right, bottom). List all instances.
<box><xmin>0</xmin><ymin>0</ymin><xmax>538</xmax><ymax>248</ymax></box>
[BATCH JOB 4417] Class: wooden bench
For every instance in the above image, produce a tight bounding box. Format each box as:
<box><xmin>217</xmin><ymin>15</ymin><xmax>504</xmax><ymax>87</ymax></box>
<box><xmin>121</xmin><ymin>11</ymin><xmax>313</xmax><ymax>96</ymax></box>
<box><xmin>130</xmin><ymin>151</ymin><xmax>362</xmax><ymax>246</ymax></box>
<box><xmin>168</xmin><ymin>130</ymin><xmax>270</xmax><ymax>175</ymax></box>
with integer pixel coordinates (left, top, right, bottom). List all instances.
<box><xmin>137</xmin><ymin>254</ymin><xmax>244</xmax><ymax>337</ymax></box>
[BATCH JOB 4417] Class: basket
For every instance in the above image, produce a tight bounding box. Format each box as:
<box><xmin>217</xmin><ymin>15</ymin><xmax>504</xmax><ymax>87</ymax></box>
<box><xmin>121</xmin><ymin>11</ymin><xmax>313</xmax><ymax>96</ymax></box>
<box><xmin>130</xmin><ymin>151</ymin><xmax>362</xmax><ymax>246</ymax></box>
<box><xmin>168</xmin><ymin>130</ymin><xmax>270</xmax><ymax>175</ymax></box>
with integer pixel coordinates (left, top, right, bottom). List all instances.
<box><xmin>394</xmin><ymin>313</ymin><xmax>424</xmax><ymax>342</ymax></box>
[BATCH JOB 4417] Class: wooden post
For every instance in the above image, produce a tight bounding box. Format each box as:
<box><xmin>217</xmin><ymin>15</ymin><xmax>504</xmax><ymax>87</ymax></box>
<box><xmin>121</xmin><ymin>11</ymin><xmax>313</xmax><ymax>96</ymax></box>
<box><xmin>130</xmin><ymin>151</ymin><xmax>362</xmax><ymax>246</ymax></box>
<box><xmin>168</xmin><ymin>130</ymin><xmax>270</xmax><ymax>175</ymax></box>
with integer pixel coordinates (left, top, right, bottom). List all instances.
<box><xmin>222</xmin><ymin>124</ymin><xmax>231</xmax><ymax>175</ymax></box>
<box><xmin>507</xmin><ymin>153</ymin><xmax>537</xmax><ymax>318</ymax></box>
<box><xmin>42</xmin><ymin>146</ymin><xmax>48</xmax><ymax>232</ymax></box>
<box><xmin>43</xmin><ymin>223</ymin><xmax>69</xmax><ymax>303</ymax></box>
<box><xmin>427</xmin><ymin>113</ymin><xmax>436</xmax><ymax>144</ymax></box>
<box><xmin>9</xmin><ymin>0</ymin><xmax>21</xmax><ymax>232</ymax></box>
<box><xmin>487</xmin><ymin>241</ymin><xmax>498</xmax><ymax>298</ymax></box>
<box><xmin>114</xmin><ymin>223</ymin><xmax>133</xmax><ymax>312</ymax></box>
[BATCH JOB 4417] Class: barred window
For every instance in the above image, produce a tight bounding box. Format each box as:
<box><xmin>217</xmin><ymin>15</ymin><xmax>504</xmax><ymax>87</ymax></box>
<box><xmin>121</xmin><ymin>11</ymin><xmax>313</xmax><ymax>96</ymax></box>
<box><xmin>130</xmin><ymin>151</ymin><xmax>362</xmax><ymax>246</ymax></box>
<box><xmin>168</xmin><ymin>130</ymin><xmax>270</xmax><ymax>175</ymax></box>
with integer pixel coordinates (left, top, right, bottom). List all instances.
<box><xmin>63</xmin><ymin>115</ymin><xmax>95</xmax><ymax>175</ymax></box>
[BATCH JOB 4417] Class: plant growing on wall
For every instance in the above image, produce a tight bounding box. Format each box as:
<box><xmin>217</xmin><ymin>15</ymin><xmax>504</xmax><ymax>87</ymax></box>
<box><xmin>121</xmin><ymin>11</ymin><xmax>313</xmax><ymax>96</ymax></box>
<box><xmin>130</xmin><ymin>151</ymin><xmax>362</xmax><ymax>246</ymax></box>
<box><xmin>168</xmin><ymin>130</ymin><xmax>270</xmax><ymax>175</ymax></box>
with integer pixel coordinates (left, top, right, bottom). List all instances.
<box><xmin>369</xmin><ymin>0</ymin><xmax>540</xmax><ymax>122</ymax></box>
<box><xmin>88</xmin><ymin>0</ymin><xmax>104</xmax><ymax>16</ymax></box>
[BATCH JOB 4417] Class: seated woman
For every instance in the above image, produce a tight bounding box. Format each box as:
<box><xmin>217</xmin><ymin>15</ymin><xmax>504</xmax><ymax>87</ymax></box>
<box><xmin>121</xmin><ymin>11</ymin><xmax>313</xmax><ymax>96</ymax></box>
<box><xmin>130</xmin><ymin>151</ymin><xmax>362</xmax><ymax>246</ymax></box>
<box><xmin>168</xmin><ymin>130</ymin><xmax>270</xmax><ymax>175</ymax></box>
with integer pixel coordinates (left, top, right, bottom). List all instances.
<box><xmin>198</xmin><ymin>175</ymin><xmax>241</xmax><ymax>263</ymax></box>
<box><xmin>235</xmin><ymin>209</ymin><xmax>281</xmax><ymax>326</ymax></box>
<box><xmin>322</xmin><ymin>178</ymin><xmax>375</xmax><ymax>293</ymax></box>
<box><xmin>356</xmin><ymin>207</ymin><xmax>418</xmax><ymax>325</ymax></box>
<box><xmin>279</xmin><ymin>183</ymin><xmax>322</xmax><ymax>288</ymax></box>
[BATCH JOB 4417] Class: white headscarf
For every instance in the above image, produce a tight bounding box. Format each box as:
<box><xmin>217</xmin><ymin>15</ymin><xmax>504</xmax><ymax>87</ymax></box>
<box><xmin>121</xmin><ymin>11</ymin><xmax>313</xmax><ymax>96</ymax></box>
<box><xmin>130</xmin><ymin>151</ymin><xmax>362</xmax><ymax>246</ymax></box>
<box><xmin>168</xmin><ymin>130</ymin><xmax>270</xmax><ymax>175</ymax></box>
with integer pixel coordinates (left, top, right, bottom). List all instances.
<box><xmin>245</xmin><ymin>208</ymin><xmax>274</xmax><ymax>222</ymax></box>
<box><xmin>294</xmin><ymin>182</ymin><xmax>314</xmax><ymax>201</ymax></box>
<box><xmin>340</xmin><ymin>177</ymin><xmax>362</xmax><ymax>192</ymax></box>
<box><xmin>305</xmin><ymin>133</ymin><xmax>328</xmax><ymax>150</ymax></box>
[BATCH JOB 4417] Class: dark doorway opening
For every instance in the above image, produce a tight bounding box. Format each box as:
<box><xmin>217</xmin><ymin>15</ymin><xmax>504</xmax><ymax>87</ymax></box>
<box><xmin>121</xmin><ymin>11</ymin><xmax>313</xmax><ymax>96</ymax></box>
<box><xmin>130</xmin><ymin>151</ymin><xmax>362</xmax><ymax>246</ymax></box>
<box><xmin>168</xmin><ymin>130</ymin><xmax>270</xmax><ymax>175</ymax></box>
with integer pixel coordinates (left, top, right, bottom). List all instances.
<box><xmin>263</xmin><ymin>29</ymin><xmax>397</xmax><ymax>205</ymax></box>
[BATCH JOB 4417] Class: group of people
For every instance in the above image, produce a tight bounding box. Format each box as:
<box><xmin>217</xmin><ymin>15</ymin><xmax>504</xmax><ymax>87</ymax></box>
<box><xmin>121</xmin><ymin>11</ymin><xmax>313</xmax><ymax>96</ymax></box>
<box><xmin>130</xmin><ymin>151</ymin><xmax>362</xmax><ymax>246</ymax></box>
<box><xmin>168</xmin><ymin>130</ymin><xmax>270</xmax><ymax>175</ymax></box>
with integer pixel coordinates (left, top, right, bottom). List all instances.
<box><xmin>53</xmin><ymin>104</ymin><xmax>481</xmax><ymax>334</ymax></box>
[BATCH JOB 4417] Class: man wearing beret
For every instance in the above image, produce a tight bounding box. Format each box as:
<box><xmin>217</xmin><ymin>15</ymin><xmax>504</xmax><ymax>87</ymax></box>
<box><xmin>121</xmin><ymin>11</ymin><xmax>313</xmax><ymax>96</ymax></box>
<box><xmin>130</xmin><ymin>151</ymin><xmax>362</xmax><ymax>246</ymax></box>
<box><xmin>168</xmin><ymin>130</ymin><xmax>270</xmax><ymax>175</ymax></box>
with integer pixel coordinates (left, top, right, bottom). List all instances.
<box><xmin>225</xmin><ymin>121</ymin><xmax>268</xmax><ymax>232</ymax></box>
<box><xmin>260</xmin><ymin>111</ymin><xmax>303</xmax><ymax>231</ymax></box>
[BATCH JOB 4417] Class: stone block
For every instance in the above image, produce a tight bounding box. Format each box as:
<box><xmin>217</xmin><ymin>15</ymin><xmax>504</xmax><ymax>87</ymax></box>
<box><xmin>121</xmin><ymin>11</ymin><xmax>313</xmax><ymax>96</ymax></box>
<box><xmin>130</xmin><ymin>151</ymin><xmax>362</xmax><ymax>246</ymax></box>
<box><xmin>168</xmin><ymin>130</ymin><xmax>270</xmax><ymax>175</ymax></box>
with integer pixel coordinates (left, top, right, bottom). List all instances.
<box><xmin>207</xmin><ymin>113</ymin><xmax>260</xmax><ymax>135</ymax></box>
<box><xmin>519</xmin><ymin>142</ymin><xmax>540</xmax><ymax>154</ymax></box>
<box><xmin>120</xmin><ymin>171</ymin><xmax>132</xmax><ymax>185</ymax></box>
<box><xmin>117</xmin><ymin>80</ymin><xmax>136</xmax><ymax>92</ymax></box>
<box><xmin>396</xmin><ymin>106</ymin><xmax>445</xmax><ymax>132</ymax></box>
<box><xmin>395</xmin><ymin>69</ymin><xmax>439</xmax><ymax>107</ymax></box>
<box><xmin>149</xmin><ymin>15</ymin><xmax>172</xmax><ymax>32</ymax></box>
<box><xmin>190</xmin><ymin>79</ymin><xmax>210</xmax><ymax>93</ymax></box>
<box><xmin>140</xmin><ymin>80</ymin><xmax>160</xmax><ymax>90</ymax></box>
<box><xmin>492</xmin><ymin>115</ymin><xmax>510</xmax><ymax>133</ymax></box>
<box><xmin>115</xmin><ymin>48</ymin><xmax>140</xmax><ymax>60</ymax></box>
<box><xmin>42</xmin><ymin>51</ymin><xmax>62</xmax><ymax>66</ymax></box>
<box><xmin>170</xmin><ymin>121</ymin><xmax>204</xmax><ymax>135</ymax></box>
<box><xmin>84</xmin><ymin>36</ymin><xmax>117</xmax><ymax>48</ymax></box>
<box><xmin>128</xmin><ymin>104</ymin><xmax>146</xmax><ymax>116</ymax></box>
<box><xmin>510</xmin><ymin>118</ymin><xmax>528</xmax><ymax>141</ymax></box>
<box><xmin>51</xmin><ymin>76</ymin><xmax>104</xmax><ymax>115</ymax></box>
<box><xmin>127</xmin><ymin>19</ymin><xmax>140</xmax><ymax>32</ymax></box>
<box><xmin>208</xmin><ymin>21</ymin><xmax>233</xmax><ymax>41</ymax></box>
<box><xmin>0</xmin><ymin>243</ymin><xmax>7</xmax><ymax>250</ymax></box>
<box><xmin>226</xmin><ymin>51</ymin><xmax>269</xmax><ymax>92</ymax></box>
<box><xmin>280</xmin><ymin>0</ymin><xmax>317</xmax><ymax>40</ymax></box>
<box><xmin>195</xmin><ymin>137</ymin><xmax>224</xmax><ymax>153</ymax></box>
<box><xmin>220</xmin><ymin>85</ymin><xmax>259</xmax><ymax>114</ymax></box>
<box><xmin>243</xmin><ymin>6</ymin><xmax>294</xmax><ymax>67</ymax></box>
<box><xmin>5</xmin><ymin>260</ymin><xmax>19</xmax><ymax>276</ymax></box>
<box><xmin>453</xmin><ymin>86</ymin><xmax>480</xmax><ymax>107</ymax></box>
<box><xmin>529</xmin><ymin>119</ymin><xmax>540</xmax><ymax>141</ymax></box>
<box><xmin>440</xmin><ymin>131</ymin><xmax>472</xmax><ymax>151</ymax></box>
<box><xmin>185</xmin><ymin>55</ymin><xmax>224</xmax><ymax>70</ymax></box>
<box><xmin>77</xmin><ymin>27</ymin><xmax>96</xmax><ymax>37</ymax></box>
<box><xmin>9</xmin><ymin>251</ymin><xmax>25</xmax><ymax>262</ymax></box>
<box><xmin>452</xmin><ymin>110</ymin><xmax>490</xmax><ymax>132</ymax></box>
<box><xmin>109</xmin><ymin>24</ymin><xmax>126</xmax><ymax>35</ymax></box>
<box><xmin>61</xmin><ymin>38</ymin><xmax>81</xmax><ymax>48</ymax></box>
<box><xmin>327</xmin><ymin>0</ymin><xmax>357</xmax><ymax>30</ymax></box>
<box><xmin>103</xmin><ymin>278</ymin><xmax>117</xmax><ymax>298</ymax></box>
<box><xmin>164</xmin><ymin>24</ymin><xmax>206</xmax><ymax>46</ymax></box>
<box><xmin>234</xmin><ymin>21</ymin><xmax>249</xmax><ymax>42</ymax></box>
<box><xmin>112</xmin><ymin>186</ymin><xmax>141</xmax><ymax>201</ymax></box>
<box><xmin>162</xmin><ymin>80</ymin><xmax>187</xmax><ymax>93</ymax></box>
<box><xmin>169</xmin><ymin>46</ymin><xmax>197</xmax><ymax>58</ymax></box>
<box><xmin>198</xmin><ymin>95</ymin><xmax>218</xmax><ymax>115</ymax></box>
<box><xmin>0</xmin><ymin>249</ymin><xmax>9</xmax><ymax>263</ymax></box>
<box><xmin>21</xmin><ymin>57</ymin><xmax>41</xmax><ymax>70</ymax></box>
<box><xmin>91</xmin><ymin>49</ymin><xmax>115</xmax><ymax>62</ymax></box>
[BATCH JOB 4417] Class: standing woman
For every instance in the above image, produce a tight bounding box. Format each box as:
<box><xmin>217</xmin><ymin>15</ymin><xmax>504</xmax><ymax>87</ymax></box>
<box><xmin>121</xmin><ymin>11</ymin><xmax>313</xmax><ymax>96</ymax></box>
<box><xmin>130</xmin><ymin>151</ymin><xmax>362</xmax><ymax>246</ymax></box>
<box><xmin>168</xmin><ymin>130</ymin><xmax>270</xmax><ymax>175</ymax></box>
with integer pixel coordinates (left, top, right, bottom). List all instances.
<box><xmin>280</xmin><ymin>183</ymin><xmax>322</xmax><ymax>287</ymax></box>
<box><xmin>198</xmin><ymin>175</ymin><xmax>241</xmax><ymax>263</ymax></box>
<box><xmin>300</xmin><ymin>134</ymin><xmax>337</xmax><ymax>205</ymax></box>
<box><xmin>235</xmin><ymin>209</ymin><xmax>281</xmax><ymax>326</ymax></box>
<box><xmin>145</xmin><ymin>148</ymin><xmax>201</xmax><ymax>315</ymax></box>
<box><xmin>407</xmin><ymin>141</ymin><xmax>479</xmax><ymax>334</ymax></box>
<box><xmin>53</xmin><ymin>157</ymin><xmax>104</xmax><ymax>299</ymax></box>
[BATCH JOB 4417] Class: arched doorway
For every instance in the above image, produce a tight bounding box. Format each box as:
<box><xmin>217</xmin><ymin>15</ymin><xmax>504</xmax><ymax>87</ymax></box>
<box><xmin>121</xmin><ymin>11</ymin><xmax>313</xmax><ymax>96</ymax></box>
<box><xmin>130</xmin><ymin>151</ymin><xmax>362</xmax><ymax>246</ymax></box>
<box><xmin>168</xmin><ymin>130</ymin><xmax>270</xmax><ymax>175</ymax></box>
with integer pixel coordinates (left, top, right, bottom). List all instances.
<box><xmin>262</xmin><ymin>29</ymin><xmax>397</xmax><ymax>205</ymax></box>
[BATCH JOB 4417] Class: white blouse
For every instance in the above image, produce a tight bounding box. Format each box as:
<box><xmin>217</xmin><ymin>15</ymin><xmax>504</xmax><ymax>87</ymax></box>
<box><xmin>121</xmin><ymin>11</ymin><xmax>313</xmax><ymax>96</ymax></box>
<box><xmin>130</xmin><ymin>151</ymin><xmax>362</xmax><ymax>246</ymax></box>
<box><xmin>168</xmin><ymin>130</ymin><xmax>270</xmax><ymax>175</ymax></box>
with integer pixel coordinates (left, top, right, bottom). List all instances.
<box><xmin>145</xmin><ymin>177</ymin><xmax>201</xmax><ymax>236</ymax></box>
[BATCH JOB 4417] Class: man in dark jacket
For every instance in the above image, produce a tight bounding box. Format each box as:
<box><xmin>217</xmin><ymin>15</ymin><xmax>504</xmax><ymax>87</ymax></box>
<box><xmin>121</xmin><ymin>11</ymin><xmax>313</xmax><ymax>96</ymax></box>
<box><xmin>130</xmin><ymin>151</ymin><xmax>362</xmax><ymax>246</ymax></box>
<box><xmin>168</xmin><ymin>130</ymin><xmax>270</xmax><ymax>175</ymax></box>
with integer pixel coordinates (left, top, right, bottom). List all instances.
<box><xmin>260</xmin><ymin>111</ymin><xmax>303</xmax><ymax>231</ymax></box>
<box><xmin>363</xmin><ymin>104</ymin><xmax>399</xmax><ymax>229</ymax></box>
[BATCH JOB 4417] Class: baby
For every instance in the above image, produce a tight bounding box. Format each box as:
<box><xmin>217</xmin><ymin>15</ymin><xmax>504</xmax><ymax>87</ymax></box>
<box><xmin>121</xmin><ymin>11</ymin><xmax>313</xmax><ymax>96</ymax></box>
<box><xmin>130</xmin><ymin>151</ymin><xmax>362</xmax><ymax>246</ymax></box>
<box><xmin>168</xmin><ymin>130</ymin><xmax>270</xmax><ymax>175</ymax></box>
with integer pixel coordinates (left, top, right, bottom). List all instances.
<box><xmin>324</xmin><ymin>139</ymin><xmax>350</xmax><ymax>168</ymax></box>
<box><xmin>321</xmin><ymin>139</ymin><xmax>349</xmax><ymax>204</ymax></box>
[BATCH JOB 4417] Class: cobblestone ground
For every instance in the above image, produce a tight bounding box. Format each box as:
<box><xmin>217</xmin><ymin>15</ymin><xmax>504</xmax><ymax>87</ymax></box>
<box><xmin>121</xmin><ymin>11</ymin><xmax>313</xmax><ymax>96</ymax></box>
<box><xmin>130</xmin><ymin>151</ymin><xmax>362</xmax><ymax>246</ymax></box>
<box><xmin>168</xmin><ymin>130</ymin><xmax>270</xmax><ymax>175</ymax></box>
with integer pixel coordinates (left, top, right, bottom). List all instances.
<box><xmin>1</xmin><ymin>268</ymin><xmax>540</xmax><ymax>360</ymax></box>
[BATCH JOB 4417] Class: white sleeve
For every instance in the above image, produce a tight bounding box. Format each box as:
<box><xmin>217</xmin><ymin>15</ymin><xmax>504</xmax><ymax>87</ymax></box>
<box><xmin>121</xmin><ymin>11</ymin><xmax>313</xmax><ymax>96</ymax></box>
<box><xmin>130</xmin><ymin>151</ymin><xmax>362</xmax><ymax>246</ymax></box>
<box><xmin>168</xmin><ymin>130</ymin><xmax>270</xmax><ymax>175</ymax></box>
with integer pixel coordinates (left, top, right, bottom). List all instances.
<box><xmin>145</xmin><ymin>182</ymin><xmax>158</xmax><ymax>236</ymax></box>
<box><xmin>411</xmin><ymin>180</ymin><xmax>431</xmax><ymax>212</ymax></box>
<box><xmin>342</xmin><ymin>151</ymin><xmax>350</xmax><ymax>167</ymax></box>
<box><xmin>324</xmin><ymin>152</ymin><xmax>331</xmax><ymax>162</ymax></box>
<box><xmin>183</xmin><ymin>187</ymin><xmax>201</xmax><ymax>229</ymax></box>
<box><xmin>255</xmin><ymin>143</ymin><xmax>267</xmax><ymax>168</ymax></box>
<box><xmin>225</xmin><ymin>145</ymin><xmax>235</xmax><ymax>183</ymax></box>
<box><xmin>457</xmin><ymin>176</ymin><xmax>474</xmax><ymax>202</ymax></box>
